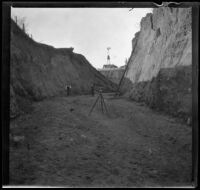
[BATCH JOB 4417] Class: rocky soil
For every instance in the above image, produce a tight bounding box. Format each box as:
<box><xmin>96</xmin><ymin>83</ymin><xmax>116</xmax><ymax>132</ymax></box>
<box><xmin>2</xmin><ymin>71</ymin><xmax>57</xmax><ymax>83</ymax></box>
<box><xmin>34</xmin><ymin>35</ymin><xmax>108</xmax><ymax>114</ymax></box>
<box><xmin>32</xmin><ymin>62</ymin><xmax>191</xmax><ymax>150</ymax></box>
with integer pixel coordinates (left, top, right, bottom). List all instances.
<box><xmin>9</xmin><ymin>94</ymin><xmax>192</xmax><ymax>187</ymax></box>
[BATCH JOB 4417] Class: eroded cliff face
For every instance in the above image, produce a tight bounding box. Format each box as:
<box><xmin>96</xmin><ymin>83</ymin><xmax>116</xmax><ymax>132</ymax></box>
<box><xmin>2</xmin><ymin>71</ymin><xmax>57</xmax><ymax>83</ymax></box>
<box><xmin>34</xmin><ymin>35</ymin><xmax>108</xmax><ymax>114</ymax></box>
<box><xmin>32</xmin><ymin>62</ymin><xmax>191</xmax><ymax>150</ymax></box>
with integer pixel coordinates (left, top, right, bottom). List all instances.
<box><xmin>121</xmin><ymin>8</ymin><xmax>192</xmax><ymax>122</ymax></box>
<box><xmin>10</xmin><ymin>20</ymin><xmax>116</xmax><ymax>118</ymax></box>
<box><xmin>98</xmin><ymin>68</ymin><xmax>125</xmax><ymax>84</ymax></box>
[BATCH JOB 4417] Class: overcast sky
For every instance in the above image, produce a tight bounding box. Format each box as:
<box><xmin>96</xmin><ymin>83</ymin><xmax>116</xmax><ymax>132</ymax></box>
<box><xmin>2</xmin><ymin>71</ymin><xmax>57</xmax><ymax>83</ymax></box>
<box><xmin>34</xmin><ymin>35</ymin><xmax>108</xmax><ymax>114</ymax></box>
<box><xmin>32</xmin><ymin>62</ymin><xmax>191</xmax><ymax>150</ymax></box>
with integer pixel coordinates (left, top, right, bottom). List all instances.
<box><xmin>11</xmin><ymin>8</ymin><xmax>152</xmax><ymax>69</ymax></box>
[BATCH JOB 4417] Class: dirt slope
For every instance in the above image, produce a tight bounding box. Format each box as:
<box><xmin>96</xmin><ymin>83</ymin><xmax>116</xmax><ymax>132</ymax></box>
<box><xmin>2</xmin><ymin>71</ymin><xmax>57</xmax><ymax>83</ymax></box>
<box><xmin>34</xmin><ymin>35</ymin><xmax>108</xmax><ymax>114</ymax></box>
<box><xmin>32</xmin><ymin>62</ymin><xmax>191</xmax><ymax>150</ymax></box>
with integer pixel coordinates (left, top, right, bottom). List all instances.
<box><xmin>10</xmin><ymin>94</ymin><xmax>192</xmax><ymax>187</ymax></box>
<box><xmin>121</xmin><ymin>8</ymin><xmax>192</xmax><ymax>122</ymax></box>
<box><xmin>98</xmin><ymin>68</ymin><xmax>125</xmax><ymax>84</ymax></box>
<box><xmin>10</xmin><ymin>20</ymin><xmax>117</xmax><ymax>118</ymax></box>
<box><xmin>122</xmin><ymin>65</ymin><xmax>192</xmax><ymax>123</ymax></box>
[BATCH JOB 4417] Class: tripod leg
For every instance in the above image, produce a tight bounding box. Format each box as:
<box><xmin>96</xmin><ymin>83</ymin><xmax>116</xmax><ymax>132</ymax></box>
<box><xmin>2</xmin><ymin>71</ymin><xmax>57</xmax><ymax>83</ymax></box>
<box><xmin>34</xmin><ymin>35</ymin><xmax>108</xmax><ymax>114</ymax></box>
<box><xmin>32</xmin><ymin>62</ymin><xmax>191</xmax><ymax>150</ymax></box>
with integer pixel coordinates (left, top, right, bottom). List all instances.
<box><xmin>100</xmin><ymin>95</ymin><xmax>104</xmax><ymax>113</ymax></box>
<box><xmin>102</xmin><ymin>95</ymin><xmax>108</xmax><ymax>115</ymax></box>
<box><xmin>88</xmin><ymin>95</ymin><xmax>100</xmax><ymax>115</ymax></box>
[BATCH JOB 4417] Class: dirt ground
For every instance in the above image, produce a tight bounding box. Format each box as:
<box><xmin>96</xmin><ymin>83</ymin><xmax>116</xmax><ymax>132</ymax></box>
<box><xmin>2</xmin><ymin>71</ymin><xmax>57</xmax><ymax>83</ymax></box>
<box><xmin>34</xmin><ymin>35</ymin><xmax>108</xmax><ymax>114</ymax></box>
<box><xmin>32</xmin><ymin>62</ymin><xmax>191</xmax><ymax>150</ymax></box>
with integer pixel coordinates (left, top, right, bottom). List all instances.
<box><xmin>9</xmin><ymin>93</ymin><xmax>192</xmax><ymax>187</ymax></box>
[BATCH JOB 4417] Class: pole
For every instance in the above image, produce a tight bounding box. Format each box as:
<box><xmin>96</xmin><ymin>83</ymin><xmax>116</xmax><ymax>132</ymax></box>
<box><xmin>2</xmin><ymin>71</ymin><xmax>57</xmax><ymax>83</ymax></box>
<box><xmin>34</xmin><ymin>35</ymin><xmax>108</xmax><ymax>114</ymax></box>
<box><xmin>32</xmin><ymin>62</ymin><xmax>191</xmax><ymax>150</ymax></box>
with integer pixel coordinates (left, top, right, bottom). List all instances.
<box><xmin>116</xmin><ymin>39</ymin><xmax>138</xmax><ymax>95</ymax></box>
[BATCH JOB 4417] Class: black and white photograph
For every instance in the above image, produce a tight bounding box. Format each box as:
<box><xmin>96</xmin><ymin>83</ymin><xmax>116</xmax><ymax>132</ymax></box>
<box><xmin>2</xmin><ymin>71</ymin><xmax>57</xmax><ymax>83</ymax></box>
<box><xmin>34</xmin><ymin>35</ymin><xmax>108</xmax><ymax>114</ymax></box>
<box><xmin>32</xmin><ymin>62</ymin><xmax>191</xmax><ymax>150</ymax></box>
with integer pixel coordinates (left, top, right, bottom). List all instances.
<box><xmin>2</xmin><ymin>1</ymin><xmax>199</xmax><ymax>188</ymax></box>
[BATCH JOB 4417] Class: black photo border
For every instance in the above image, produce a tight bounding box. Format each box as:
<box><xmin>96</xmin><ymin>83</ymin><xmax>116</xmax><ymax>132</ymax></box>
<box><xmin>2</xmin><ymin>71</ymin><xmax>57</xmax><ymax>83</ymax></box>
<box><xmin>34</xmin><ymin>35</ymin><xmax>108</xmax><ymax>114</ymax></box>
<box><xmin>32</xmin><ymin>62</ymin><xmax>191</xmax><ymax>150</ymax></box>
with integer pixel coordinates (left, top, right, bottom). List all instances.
<box><xmin>2</xmin><ymin>1</ymin><xmax>199</xmax><ymax>187</ymax></box>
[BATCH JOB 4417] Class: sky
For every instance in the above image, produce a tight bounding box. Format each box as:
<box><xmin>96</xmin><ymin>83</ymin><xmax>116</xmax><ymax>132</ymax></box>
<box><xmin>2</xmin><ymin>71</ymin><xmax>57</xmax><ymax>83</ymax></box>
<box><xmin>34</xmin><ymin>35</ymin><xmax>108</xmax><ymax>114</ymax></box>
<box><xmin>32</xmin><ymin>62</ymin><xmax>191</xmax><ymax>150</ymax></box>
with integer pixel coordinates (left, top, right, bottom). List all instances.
<box><xmin>11</xmin><ymin>8</ymin><xmax>152</xmax><ymax>69</ymax></box>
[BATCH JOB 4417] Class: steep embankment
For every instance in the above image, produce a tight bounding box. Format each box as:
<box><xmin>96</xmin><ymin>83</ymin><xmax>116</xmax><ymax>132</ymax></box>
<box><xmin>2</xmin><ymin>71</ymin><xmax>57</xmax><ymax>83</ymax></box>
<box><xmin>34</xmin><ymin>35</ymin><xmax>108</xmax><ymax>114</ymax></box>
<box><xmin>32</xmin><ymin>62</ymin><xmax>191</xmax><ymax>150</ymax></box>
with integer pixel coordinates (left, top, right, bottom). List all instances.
<box><xmin>121</xmin><ymin>8</ymin><xmax>192</xmax><ymax>122</ymax></box>
<box><xmin>10</xmin><ymin>20</ymin><xmax>116</xmax><ymax>118</ymax></box>
<box><xmin>98</xmin><ymin>68</ymin><xmax>125</xmax><ymax>84</ymax></box>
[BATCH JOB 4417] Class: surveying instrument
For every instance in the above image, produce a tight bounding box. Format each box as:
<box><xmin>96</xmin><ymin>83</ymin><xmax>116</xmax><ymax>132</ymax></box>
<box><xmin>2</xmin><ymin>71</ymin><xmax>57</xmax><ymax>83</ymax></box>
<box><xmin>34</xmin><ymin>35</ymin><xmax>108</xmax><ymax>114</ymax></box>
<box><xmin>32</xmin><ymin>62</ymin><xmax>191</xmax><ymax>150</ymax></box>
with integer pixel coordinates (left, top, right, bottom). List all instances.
<box><xmin>88</xmin><ymin>47</ymin><xmax>111</xmax><ymax>115</ymax></box>
<box><xmin>88</xmin><ymin>88</ymin><xmax>108</xmax><ymax>115</ymax></box>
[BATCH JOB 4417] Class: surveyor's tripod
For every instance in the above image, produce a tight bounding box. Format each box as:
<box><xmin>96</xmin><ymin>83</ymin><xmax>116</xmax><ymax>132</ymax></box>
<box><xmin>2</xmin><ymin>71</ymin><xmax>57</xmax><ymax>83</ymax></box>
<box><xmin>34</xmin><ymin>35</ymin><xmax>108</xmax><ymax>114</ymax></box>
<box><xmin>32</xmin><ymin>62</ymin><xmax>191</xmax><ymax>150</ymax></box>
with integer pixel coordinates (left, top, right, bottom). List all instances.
<box><xmin>88</xmin><ymin>90</ymin><xmax>108</xmax><ymax>115</ymax></box>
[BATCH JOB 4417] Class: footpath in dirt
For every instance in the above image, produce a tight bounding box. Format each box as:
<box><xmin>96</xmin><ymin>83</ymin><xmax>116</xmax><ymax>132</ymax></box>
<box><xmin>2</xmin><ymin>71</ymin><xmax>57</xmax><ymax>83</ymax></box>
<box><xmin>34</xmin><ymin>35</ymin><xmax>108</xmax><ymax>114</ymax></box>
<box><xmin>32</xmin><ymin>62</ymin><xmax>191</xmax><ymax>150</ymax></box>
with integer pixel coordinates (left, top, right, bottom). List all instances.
<box><xmin>9</xmin><ymin>93</ymin><xmax>192</xmax><ymax>187</ymax></box>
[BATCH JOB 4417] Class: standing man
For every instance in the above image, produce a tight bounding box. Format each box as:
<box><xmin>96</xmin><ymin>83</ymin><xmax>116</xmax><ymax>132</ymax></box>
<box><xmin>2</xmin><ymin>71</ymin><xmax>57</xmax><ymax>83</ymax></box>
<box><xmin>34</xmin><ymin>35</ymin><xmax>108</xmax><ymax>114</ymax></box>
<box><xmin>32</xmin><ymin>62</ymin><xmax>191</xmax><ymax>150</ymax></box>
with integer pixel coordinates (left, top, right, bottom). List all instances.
<box><xmin>65</xmin><ymin>84</ymin><xmax>71</xmax><ymax>96</ymax></box>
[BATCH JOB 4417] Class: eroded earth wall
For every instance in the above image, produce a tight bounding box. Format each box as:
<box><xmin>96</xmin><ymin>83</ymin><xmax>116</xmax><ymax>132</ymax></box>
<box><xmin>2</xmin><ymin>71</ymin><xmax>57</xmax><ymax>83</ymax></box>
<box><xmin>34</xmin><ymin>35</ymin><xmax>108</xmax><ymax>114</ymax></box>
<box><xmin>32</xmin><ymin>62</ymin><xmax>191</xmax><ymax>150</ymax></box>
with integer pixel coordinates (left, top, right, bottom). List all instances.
<box><xmin>10</xmin><ymin>20</ymin><xmax>116</xmax><ymax>118</ymax></box>
<box><xmin>98</xmin><ymin>68</ymin><xmax>125</xmax><ymax>84</ymax></box>
<box><xmin>121</xmin><ymin>8</ymin><xmax>192</xmax><ymax>122</ymax></box>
